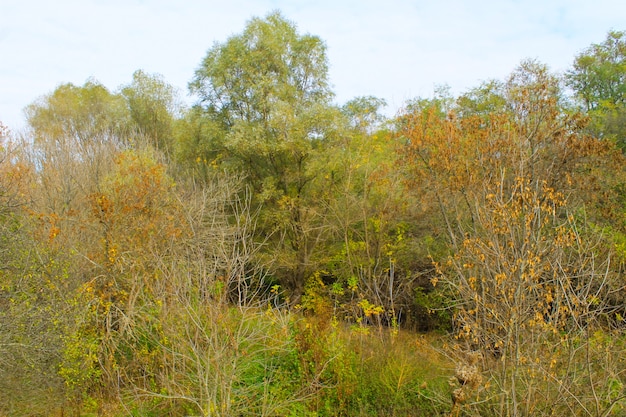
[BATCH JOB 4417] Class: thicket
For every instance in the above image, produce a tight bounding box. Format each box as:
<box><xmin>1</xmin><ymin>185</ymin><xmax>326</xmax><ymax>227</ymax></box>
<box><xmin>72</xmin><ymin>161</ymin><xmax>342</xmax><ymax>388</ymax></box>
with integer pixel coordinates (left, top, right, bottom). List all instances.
<box><xmin>1</xmin><ymin>13</ymin><xmax>626</xmax><ymax>417</ymax></box>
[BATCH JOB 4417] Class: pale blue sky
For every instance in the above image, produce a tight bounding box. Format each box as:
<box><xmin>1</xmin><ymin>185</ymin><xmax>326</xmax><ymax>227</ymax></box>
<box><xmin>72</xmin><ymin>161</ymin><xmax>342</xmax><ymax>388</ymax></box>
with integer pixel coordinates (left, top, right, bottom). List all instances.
<box><xmin>1</xmin><ymin>0</ymin><xmax>625</xmax><ymax>131</ymax></box>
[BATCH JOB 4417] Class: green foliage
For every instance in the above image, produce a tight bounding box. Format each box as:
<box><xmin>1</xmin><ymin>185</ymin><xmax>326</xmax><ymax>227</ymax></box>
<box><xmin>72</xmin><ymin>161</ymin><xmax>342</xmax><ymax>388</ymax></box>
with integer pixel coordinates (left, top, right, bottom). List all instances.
<box><xmin>122</xmin><ymin>70</ymin><xmax>180</xmax><ymax>156</ymax></box>
<box><xmin>26</xmin><ymin>79</ymin><xmax>131</xmax><ymax>144</ymax></box>
<box><xmin>59</xmin><ymin>326</ymin><xmax>102</xmax><ymax>403</ymax></box>
<box><xmin>185</xmin><ymin>11</ymin><xmax>341</xmax><ymax>303</ymax></box>
<box><xmin>189</xmin><ymin>11</ymin><xmax>331</xmax><ymax>122</ymax></box>
<box><xmin>173</xmin><ymin>106</ymin><xmax>225</xmax><ymax>179</ymax></box>
<box><xmin>455</xmin><ymin>79</ymin><xmax>507</xmax><ymax>118</ymax></box>
<box><xmin>566</xmin><ymin>30</ymin><xmax>626</xmax><ymax>111</ymax></box>
<box><xmin>0</xmin><ymin>230</ymin><xmax>87</xmax><ymax>416</ymax></box>
<box><xmin>566</xmin><ymin>30</ymin><xmax>626</xmax><ymax>149</ymax></box>
<box><xmin>342</xmin><ymin>96</ymin><xmax>387</xmax><ymax>133</ymax></box>
<box><xmin>5</xmin><ymin>17</ymin><xmax>626</xmax><ymax>417</ymax></box>
<box><xmin>186</xmin><ymin>10</ymin><xmax>334</xmax><ymax>189</ymax></box>
<box><xmin>402</xmin><ymin>84</ymin><xmax>455</xmax><ymax>117</ymax></box>
<box><xmin>587</xmin><ymin>100</ymin><xmax>626</xmax><ymax>149</ymax></box>
<box><xmin>135</xmin><ymin>303</ymin><xmax>311</xmax><ymax>417</ymax></box>
<box><xmin>294</xmin><ymin>318</ymin><xmax>452</xmax><ymax>416</ymax></box>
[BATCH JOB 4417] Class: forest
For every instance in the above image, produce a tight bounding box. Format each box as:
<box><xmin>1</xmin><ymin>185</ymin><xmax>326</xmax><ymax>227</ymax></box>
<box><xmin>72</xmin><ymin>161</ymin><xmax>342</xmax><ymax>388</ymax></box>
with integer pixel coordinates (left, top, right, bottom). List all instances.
<box><xmin>1</xmin><ymin>11</ymin><xmax>626</xmax><ymax>417</ymax></box>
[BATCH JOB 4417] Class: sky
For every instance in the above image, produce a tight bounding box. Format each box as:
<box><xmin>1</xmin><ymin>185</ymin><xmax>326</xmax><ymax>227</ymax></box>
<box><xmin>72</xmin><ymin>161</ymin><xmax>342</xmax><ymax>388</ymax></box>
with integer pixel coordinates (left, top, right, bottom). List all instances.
<box><xmin>1</xmin><ymin>0</ymin><xmax>625</xmax><ymax>132</ymax></box>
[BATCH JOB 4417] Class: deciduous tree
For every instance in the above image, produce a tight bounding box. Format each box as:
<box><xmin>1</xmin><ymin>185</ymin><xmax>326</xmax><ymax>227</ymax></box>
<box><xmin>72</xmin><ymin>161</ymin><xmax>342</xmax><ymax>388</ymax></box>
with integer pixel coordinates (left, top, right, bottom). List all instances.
<box><xmin>187</xmin><ymin>11</ymin><xmax>338</xmax><ymax>303</ymax></box>
<box><xmin>122</xmin><ymin>70</ymin><xmax>181</xmax><ymax>157</ymax></box>
<box><xmin>399</xmin><ymin>60</ymin><xmax>626</xmax><ymax>415</ymax></box>
<box><xmin>566</xmin><ymin>30</ymin><xmax>626</xmax><ymax>149</ymax></box>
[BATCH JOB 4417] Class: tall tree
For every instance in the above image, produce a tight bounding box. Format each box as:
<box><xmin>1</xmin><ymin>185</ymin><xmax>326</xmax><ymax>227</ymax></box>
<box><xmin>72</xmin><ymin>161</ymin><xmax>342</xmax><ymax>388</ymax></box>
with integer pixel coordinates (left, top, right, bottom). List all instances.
<box><xmin>122</xmin><ymin>70</ymin><xmax>180</xmax><ymax>157</ymax></box>
<box><xmin>566</xmin><ymin>30</ymin><xmax>626</xmax><ymax>111</ymax></box>
<box><xmin>26</xmin><ymin>79</ymin><xmax>130</xmax><ymax>145</ymax></box>
<box><xmin>566</xmin><ymin>30</ymin><xmax>626</xmax><ymax>148</ymax></box>
<box><xmin>187</xmin><ymin>11</ymin><xmax>337</xmax><ymax>303</ymax></box>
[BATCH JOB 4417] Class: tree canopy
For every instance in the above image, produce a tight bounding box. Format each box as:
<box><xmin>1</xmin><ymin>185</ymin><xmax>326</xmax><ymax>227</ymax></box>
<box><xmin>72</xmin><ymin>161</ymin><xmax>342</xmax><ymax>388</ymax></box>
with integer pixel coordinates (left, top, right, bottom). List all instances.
<box><xmin>566</xmin><ymin>30</ymin><xmax>626</xmax><ymax>148</ymax></box>
<box><xmin>2</xmin><ymin>17</ymin><xmax>626</xmax><ymax>417</ymax></box>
